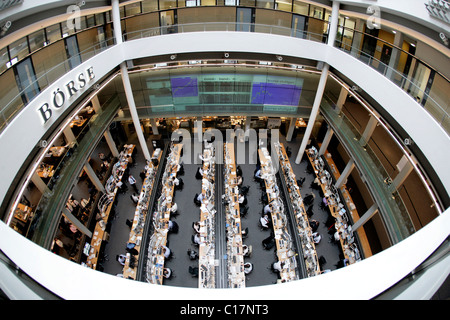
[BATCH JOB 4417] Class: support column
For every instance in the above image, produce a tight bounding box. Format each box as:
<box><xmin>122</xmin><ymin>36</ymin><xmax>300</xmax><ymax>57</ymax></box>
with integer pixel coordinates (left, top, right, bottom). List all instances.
<box><xmin>286</xmin><ymin>117</ymin><xmax>297</xmax><ymax>142</ymax></box>
<box><xmin>352</xmin><ymin>203</ymin><xmax>378</xmax><ymax>231</ymax></box>
<box><xmin>295</xmin><ymin>64</ymin><xmax>329</xmax><ymax>164</ymax></box>
<box><xmin>336</xmin><ymin>86</ymin><xmax>348</xmax><ymax>112</ymax></box>
<box><xmin>150</xmin><ymin>118</ymin><xmax>159</xmax><ymax>135</ymax></box>
<box><xmin>63</xmin><ymin>208</ymin><xmax>92</xmax><ymax>238</ymax></box>
<box><xmin>120</xmin><ymin>62</ymin><xmax>152</xmax><ymax>161</ymax></box>
<box><xmin>359</xmin><ymin>114</ymin><xmax>378</xmax><ymax>146</ymax></box>
<box><xmin>63</xmin><ymin>127</ymin><xmax>76</xmax><ymax>144</ymax></box>
<box><xmin>104</xmin><ymin>129</ymin><xmax>119</xmax><ymax>158</ymax></box>
<box><xmin>31</xmin><ymin>172</ymin><xmax>48</xmax><ymax>194</ymax></box>
<box><xmin>335</xmin><ymin>158</ymin><xmax>355</xmax><ymax>188</ymax></box>
<box><xmin>91</xmin><ymin>95</ymin><xmax>101</xmax><ymax>113</ymax></box>
<box><xmin>111</xmin><ymin>0</ymin><xmax>122</xmax><ymax>45</ymax></box>
<box><xmin>295</xmin><ymin>0</ymin><xmax>339</xmax><ymax>164</ymax></box>
<box><xmin>84</xmin><ymin>162</ymin><xmax>105</xmax><ymax>193</ymax></box>
<box><xmin>391</xmin><ymin>157</ymin><xmax>414</xmax><ymax>190</ymax></box>
<box><xmin>319</xmin><ymin>127</ymin><xmax>334</xmax><ymax>156</ymax></box>
<box><xmin>196</xmin><ymin>117</ymin><xmax>202</xmax><ymax>143</ymax></box>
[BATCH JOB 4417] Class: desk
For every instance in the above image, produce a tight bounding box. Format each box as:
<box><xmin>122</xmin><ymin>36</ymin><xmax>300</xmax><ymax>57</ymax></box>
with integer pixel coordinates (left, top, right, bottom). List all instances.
<box><xmin>198</xmin><ymin>142</ymin><xmax>216</xmax><ymax>288</ymax></box>
<box><xmin>36</xmin><ymin>163</ymin><xmax>54</xmax><ymax>178</ymax></box>
<box><xmin>274</xmin><ymin>142</ymin><xmax>321</xmax><ymax>277</ymax></box>
<box><xmin>146</xmin><ymin>143</ymin><xmax>182</xmax><ymax>285</ymax></box>
<box><xmin>122</xmin><ymin>148</ymin><xmax>162</xmax><ymax>280</ymax></box>
<box><xmin>258</xmin><ymin>147</ymin><xmax>299</xmax><ymax>282</ymax></box>
<box><xmin>306</xmin><ymin>148</ymin><xmax>361</xmax><ymax>264</ymax></box>
<box><xmin>321</xmin><ymin>150</ymin><xmax>372</xmax><ymax>258</ymax></box>
<box><xmin>85</xmin><ymin>144</ymin><xmax>135</xmax><ymax>270</ymax></box>
<box><xmin>223</xmin><ymin>143</ymin><xmax>245</xmax><ymax>288</ymax></box>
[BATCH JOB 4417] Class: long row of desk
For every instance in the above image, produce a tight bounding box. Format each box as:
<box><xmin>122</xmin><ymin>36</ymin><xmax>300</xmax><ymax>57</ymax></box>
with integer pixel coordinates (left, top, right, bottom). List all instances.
<box><xmin>122</xmin><ymin>148</ymin><xmax>163</xmax><ymax>280</ymax></box>
<box><xmin>198</xmin><ymin>142</ymin><xmax>216</xmax><ymax>289</ymax></box>
<box><xmin>306</xmin><ymin>147</ymin><xmax>361</xmax><ymax>264</ymax></box>
<box><xmin>274</xmin><ymin>142</ymin><xmax>321</xmax><ymax>277</ymax></box>
<box><xmin>258</xmin><ymin>147</ymin><xmax>299</xmax><ymax>282</ymax></box>
<box><xmin>145</xmin><ymin>143</ymin><xmax>182</xmax><ymax>285</ymax></box>
<box><xmin>84</xmin><ymin>144</ymin><xmax>135</xmax><ymax>270</ymax></box>
<box><xmin>223</xmin><ymin>142</ymin><xmax>246</xmax><ymax>288</ymax></box>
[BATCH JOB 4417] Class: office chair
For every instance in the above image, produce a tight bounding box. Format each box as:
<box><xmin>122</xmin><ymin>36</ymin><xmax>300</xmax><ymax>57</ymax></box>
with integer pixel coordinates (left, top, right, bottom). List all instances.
<box><xmin>126</xmin><ymin>219</ymin><xmax>133</xmax><ymax>228</ymax></box>
<box><xmin>187</xmin><ymin>249</ymin><xmax>198</xmax><ymax>260</ymax></box>
<box><xmin>240</xmin><ymin>206</ymin><xmax>249</xmax><ymax>218</ymax></box>
<box><xmin>193</xmin><ymin>193</ymin><xmax>201</xmax><ymax>206</ymax></box>
<box><xmin>242</xmin><ymin>227</ymin><xmax>249</xmax><ymax>239</ymax></box>
<box><xmin>240</xmin><ymin>185</ymin><xmax>250</xmax><ymax>196</ymax></box>
<box><xmin>245</xmin><ymin>245</ymin><xmax>253</xmax><ymax>257</ymax></box>
<box><xmin>189</xmin><ymin>266</ymin><xmax>199</xmax><ymax>277</ymax></box>
<box><xmin>175</xmin><ymin>178</ymin><xmax>184</xmax><ymax>191</ymax></box>
<box><xmin>191</xmin><ymin>234</ymin><xmax>199</xmax><ymax>246</ymax></box>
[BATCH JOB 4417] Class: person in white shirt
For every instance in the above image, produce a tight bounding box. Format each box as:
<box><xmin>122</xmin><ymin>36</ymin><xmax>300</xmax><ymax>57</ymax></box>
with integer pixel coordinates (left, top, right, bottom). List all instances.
<box><xmin>161</xmin><ymin>245</ymin><xmax>171</xmax><ymax>259</ymax></box>
<box><xmin>264</xmin><ymin>203</ymin><xmax>272</xmax><ymax>215</ymax></box>
<box><xmin>193</xmin><ymin>233</ymin><xmax>201</xmax><ymax>245</ymax></box>
<box><xmin>244</xmin><ymin>262</ymin><xmax>253</xmax><ymax>274</ymax></box>
<box><xmin>117</xmin><ymin>254</ymin><xmax>127</xmax><ymax>265</ymax></box>
<box><xmin>272</xmin><ymin>260</ymin><xmax>284</xmax><ymax>272</ymax></box>
<box><xmin>128</xmin><ymin>175</ymin><xmax>138</xmax><ymax>193</ymax></box>
<box><xmin>260</xmin><ymin>214</ymin><xmax>270</xmax><ymax>229</ymax></box>
<box><xmin>312</xmin><ymin>232</ymin><xmax>322</xmax><ymax>244</ymax></box>
<box><xmin>163</xmin><ymin>267</ymin><xmax>172</xmax><ymax>279</ymax></box>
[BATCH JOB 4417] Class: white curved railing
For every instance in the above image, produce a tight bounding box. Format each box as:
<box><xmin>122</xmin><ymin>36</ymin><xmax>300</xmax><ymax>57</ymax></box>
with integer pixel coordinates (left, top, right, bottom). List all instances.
<box><xmin>0</xmin><ymin>208</ymin><xmax>448</xmax><ymax>299</ymax></box>
<box><xmin>0</xmin><ymin>31</ymin><xmax>449</xmax><ymax>300</ymax></box>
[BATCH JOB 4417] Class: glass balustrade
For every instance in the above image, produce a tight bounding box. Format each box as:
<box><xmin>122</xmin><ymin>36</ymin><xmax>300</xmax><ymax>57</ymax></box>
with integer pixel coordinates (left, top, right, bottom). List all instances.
<box><xmin>28</xmin><ymin>95</ymin><xmax>121</xmax><ymax>247</ymax></box>
<box><xmin>320</xmin><ymin>96</ymin><xmax>415</xmax><ymax>243</ymax></box>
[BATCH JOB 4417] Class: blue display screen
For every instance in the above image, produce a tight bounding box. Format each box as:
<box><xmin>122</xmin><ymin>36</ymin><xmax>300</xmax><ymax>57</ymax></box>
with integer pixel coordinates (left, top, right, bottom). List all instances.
<box><xmin>251</xmin><ymin>82</ymin><xmax>302</xmax><ymax>106</ymax></box>
<box><xmin>171</xmin><ymin>77</ymin><xmax>198</xmax><ymax>97</ymax></box>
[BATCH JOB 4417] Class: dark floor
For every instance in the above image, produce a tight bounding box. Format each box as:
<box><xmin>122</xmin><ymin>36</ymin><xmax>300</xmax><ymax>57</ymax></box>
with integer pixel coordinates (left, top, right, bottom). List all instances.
<box><xmin>98</xmin><ymin>130</ymin><xmax>342</xmax><ymax>288</ymax></box>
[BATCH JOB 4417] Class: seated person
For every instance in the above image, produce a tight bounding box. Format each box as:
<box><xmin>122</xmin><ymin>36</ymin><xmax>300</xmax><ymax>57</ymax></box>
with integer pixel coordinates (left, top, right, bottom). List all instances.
<box><xmin>168</xmin><ymin>220</ymin><xmax>179</xmax><ymax>233</ymax></box>
<box><xmin>263</xmin><ymin>203</ymin><xmax>273</xmax><ymax>215</ymax></box>
<box><xmin>272</xmin><ymin>260</ymin><xmax>285</xmax><ymax>273</ymax></box>
<box><xmin>312</xmin><ymin>232</ymin><xmax>322</xmax><ymax>244</ymax></box>
<box><xmin>192</xmin><ymin>233</ymin><xmax>201</xmax><ymax>245</ymax></box>
<box><xmin>242</xmin><ymin>244</ymin><xmax>251</xmax><ymax>257</ymax></box>
<box><xmin>163</xmin><ymin>267</ymin><xmax>172</xmax><ymax>279</ymax></box>
<box><xmin>254</xmin><ymin>169</ymin><xmax>262</xmax><ymax>180</ymax></box>
<box><xmin>117</xmin><ymin>254</ymin><xmax>127</xmax><ymax>266</ymax></box>
<box><xmin>192</xmin><ymin>221</ymin><xmax>201</xmax><ymax>233</ymax></box>
<box><xmin>260</xmin><ymin>214</ymin><xmax>271</xmax><ymax>229</ymax></box>
<box><xmin>309</xmin><ymin>219</ymin><xmax>320</xmax><ymax>232</ymax></box>
<box><xmin>243</xmin><ymin>262</ymin><xmax>253</xmax><ymax>275</ymax></box>
<box><xmin>161</xmin><ymin>245</ymin><xmax>171</xmax><ymax>259</ymax></box>
<box><xmin>170</xmin><ymin>202</ymin><xmax>178</xmax><ymax>214</ymax></box>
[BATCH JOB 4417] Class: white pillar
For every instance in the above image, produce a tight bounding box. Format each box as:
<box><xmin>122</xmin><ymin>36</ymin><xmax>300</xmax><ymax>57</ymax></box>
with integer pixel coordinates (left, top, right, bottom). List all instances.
<box><xmin>150</xmin><ymin>118</ymin><xmax>159</xmax><ymax>135</ymax></box>
<box><xmin>196</xmin><ymin>117</ymin><xmax>202</xmax><ymax>143</ymax></box>
<box><xmin>359</xmin><ymin>114</ymin><xmax>378</xmax><ymax>146</ymax></box>
<box><xmin>336</xmin><ymin>86</ymin><xmax>348</xmax><ymax>112</ymax></box>
<box><xmin>31</xmin><ymin>172</ymin><xmax>48</xmax><ymax>194</ymax></box>
<box><xmin>327</xmin><ymin>1</ymin><xmax>340</xmax><ymax>46</ymax></box>
<box><xmin>295</xmin><ymin>63</ymin><xmax>330</xmax><ymax>164</ymax></box>
<box><xmin>286</xmin><ymin>117</ymin><xmax>297</xmax><ymax>142</ymax></box>
<box><xmin>335</xmin><ymin>158</ymin><xmax>355</xmax><ymax>188</ymax></box>
<box><xmin>63</xmin><ymin>208</ymin><xmax>92</xmax><ymax>238</ymax></box>
<box><xmin>84</xmin><ymin>162</ymin><xmax>105</xmax><ymax>193</ymax></box>
<box><xmin>295</xmin><ymin>1</ymin><xmax>338</xmax><ymax>164</ymax></box>
<box><xmin>319</xmin><ymin>127</ymin><xmax>334</xmax><ymax>156</ymax></box>
<box><xmin>120</xmin><ymin>62</ymin><xmax>152</xmax><ymax>161</ymax></box>
<box><xmin>391</xmin><ymin>158</ymin><xmax>414</xmax><ymax>190</ymax></box>
<box><xmin>104</xmin><ymin>129</ymin><xmax>119</xmax><ymax>158</ymax></box>
<box><xmin>63</xmin><ymin>127</ymin><xmax>76</xmax><ymax>144</ymax></box>
<box><xmin>111</xmin><ymin>0</ymin><xmax>122</xmax><ymax>45</ymax></box>
<box><xmin>352</xmin><ymin>203</ymin><xmax>378</xmax><ymax>231</ymax></box>
<box><xmin>91</xmin><ymin>95</ymin><xmax>101</xmax><ymax>113</ymax></box>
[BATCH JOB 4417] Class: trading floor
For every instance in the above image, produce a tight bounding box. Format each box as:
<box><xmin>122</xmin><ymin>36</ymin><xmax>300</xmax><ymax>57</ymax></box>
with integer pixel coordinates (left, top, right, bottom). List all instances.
<box><xmin>91</xmin><ymin>124</ymin><xmax>345</xmax><ymax>288</ymax></box>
